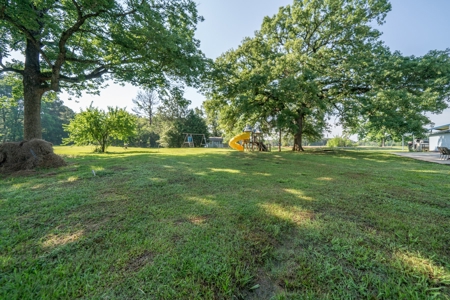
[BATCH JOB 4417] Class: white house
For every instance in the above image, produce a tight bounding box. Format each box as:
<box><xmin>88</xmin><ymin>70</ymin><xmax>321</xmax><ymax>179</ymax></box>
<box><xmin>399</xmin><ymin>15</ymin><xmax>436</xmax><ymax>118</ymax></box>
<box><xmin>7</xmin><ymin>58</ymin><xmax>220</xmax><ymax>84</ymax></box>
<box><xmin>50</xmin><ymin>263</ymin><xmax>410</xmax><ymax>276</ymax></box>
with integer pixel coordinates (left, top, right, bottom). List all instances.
<box><xmin>429</xmin><ymin>123</ymin><xmax>450</xmax><ymax>151</ymax></box>
<box><xmin>207</xmin><ymin>137</ymin><xmax>225</xmax><ymax>148</ymax></box>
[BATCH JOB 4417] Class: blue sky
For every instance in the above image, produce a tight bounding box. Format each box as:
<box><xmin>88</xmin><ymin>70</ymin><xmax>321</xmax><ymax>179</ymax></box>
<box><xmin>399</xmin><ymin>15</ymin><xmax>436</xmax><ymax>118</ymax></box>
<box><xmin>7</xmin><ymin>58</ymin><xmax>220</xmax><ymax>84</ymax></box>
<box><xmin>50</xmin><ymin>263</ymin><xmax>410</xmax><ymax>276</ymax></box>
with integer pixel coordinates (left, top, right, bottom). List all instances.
<box><xmin>62</xmin><ymin>0</ymin><xmax>450</xmax><ymax>132</ymax></box>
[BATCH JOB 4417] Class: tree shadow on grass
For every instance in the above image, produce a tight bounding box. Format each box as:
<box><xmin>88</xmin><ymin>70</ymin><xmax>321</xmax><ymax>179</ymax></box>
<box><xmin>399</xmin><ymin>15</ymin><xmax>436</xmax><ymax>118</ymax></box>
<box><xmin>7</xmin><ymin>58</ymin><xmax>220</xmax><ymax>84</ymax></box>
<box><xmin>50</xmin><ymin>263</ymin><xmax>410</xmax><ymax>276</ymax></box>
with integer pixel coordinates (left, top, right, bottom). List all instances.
<box><xmin>1</xmin><ymin>150</ymin><xmax>450</xmax><ymax>299</ymax></box>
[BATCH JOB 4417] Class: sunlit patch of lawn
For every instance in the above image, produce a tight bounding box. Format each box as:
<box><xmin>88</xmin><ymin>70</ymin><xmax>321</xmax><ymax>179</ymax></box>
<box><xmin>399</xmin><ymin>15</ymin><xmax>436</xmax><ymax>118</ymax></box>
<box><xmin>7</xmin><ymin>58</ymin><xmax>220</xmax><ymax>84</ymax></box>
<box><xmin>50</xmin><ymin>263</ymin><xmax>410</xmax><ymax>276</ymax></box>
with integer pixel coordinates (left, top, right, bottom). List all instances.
<box><xmin>1</xmin><ymin>146</ymin><xmax>449</xmax><ymax>299</ymax></box>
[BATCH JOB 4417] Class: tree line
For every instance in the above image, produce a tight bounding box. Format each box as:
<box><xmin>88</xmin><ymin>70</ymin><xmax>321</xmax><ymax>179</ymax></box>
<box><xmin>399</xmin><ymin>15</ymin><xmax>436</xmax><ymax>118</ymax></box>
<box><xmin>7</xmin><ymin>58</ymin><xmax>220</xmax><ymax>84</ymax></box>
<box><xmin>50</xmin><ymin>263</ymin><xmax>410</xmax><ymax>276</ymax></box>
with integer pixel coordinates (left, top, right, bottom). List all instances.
<box><xmin>63</xmin><ymin>87</ymin><xmax>209</xmax><ymax>152</ymax></box>
<box><xmin>1</xmin><ymin>0</ymin><xmax>450</xmax><ymax>152</ymax></box>
<box><xmin>0</xmin><ymin>74</ymin><xmax>209</xmax><ymax>152</ymax></box>
<box><xmin>0</xmin><ymin>74</ymin><xmax>75</xmax><ymax>144</ymax></box>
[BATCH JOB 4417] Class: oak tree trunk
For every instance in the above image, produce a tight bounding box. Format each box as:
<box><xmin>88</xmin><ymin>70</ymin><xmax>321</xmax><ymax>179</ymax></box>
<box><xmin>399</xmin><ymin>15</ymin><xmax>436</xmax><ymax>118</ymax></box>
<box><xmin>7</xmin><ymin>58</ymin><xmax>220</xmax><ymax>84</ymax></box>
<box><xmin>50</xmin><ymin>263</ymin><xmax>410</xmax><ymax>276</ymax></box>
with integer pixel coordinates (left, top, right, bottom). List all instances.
<box><xmin>278</xmin><ymin>128</ymin><xmax>281</xmax><ymax>152</ymax></box>
<box><xmin>1</xmin><ymin>110</ymin><xmax>7</xmax><ymax>143</ymax></box>
<box><xmin>23</xmin><ymin>39</ymin><xmax>44</xmax><ymax>140</ymax></box>
<box><xmin>292</xmin><ymin>112</ymin><xmax>304</xmax><ymax>151</ymax></box>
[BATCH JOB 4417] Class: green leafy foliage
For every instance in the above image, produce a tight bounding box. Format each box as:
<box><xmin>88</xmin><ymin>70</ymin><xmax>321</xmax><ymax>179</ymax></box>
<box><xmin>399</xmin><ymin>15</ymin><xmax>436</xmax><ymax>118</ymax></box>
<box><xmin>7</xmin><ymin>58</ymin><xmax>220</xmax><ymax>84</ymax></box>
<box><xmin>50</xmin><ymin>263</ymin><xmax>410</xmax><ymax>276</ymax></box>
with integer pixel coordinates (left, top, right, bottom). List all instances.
<box><xmin>206</xmin><ymin>0</ymin><xmax>392</xmax><ymax>151</ymax></box>
<box><xmin>206</xmin><ymin>0</ymin><xmax>450</xmax><ymax>150</ymax></box>
<box><xmin>202</xmin><ymin>101</ymin><xmax>223</xmax><ymax>137</ymax></box>
<box><xmin>156</xmin><ymin>88</ymin><xmax>209</xmax><ymax>148</ymax></box>
<box><xmin>0</xmin><ymin>75</ymin><xmax>21</xmax><ymax>142</ymax></box>
<box><xmin>342</xmin><ymin>49</ymin><xmax>450</xmax><ymax>142</ymax></box>
<box><xmin>326</xmin><ymin>136</ymin><xmax>356</xmax><ymax>148</ymax></box>
<box><xmin>64</xmin><ymin>106</ymin><xmax>136</xmax><ymax>152</ymax></box>
<box><xmin>130</xmin><ymin>117</ymin><xmax>160</xmax><ymax>148</ymax></box>
<box><xmin>41</xmin><ymin>99</ymin><xmax>76</xmax><ymax>145</ymax></box>
<box><xmin>160</xmin><ymin>110</ymin><xmax>209</xmax><ymax>148</ymax></box>
<box><xmin>1</xmin><ymin>74</ymin><xmax>73</xmax><ymax>143</ymax></box>
<box><xmin>0</xmin><ymin>0</ymin><xmax>207</xmax><ymax>139</ymax></box>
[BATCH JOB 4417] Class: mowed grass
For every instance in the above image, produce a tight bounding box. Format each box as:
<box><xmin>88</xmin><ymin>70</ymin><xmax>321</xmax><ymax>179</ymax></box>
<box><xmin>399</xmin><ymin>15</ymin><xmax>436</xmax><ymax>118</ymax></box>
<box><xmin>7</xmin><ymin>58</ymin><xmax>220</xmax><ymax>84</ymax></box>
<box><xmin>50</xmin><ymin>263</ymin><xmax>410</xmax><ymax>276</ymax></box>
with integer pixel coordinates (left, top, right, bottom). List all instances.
<box><xmin>1</xmin><ymin>146</ymin><xmax>449</xmax><ymax>299</ymax></box>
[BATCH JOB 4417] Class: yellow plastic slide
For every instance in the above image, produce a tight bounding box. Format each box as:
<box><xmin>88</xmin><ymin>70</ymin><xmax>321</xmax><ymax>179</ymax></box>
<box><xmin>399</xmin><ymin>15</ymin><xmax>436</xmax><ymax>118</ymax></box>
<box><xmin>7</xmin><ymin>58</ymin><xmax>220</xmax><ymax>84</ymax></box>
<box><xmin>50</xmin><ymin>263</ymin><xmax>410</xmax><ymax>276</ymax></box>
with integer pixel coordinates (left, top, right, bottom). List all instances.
<box><xmin>228</xmin><ymin>132</ymin><xmax>251</xmax><ymax>151</ymax></box>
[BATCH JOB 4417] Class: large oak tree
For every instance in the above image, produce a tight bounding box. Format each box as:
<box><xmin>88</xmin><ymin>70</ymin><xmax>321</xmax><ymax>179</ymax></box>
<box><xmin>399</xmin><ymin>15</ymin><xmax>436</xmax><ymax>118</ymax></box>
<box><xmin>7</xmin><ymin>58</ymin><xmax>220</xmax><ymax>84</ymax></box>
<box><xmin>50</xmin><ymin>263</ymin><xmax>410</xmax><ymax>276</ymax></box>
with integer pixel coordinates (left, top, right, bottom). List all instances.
<box><xmin>207</xmin><ymin>0</ymin><xmax>392</xmax><ymax>151</ymax></box>
<box><xmin>0</xmin><ymin>0</ymin><xmax>207</xmax><ymax>140</ymax></box>
<box><xmin>206</xmin><ymin>0</ymin><xmax>450</xmax><ymax>151</ymax></box>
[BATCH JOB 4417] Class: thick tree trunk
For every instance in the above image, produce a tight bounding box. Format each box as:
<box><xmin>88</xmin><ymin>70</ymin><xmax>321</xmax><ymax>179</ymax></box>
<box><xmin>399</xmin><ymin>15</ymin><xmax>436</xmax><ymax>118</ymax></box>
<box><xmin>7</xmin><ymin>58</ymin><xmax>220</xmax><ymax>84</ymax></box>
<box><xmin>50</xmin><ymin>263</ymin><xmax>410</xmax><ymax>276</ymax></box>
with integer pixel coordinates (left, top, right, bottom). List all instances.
<box><xmin>292</xmin><ymin>112</ymin><xmax>304</xmax><ymax>151</ymax></box>
<box><xmin>23</xmin><ymin>87</ymin><xmax>43</xmax><ymax>140</ymax></box>
<box><xmin>278</xmin><ymin>128</ymin><xmax>281</xmax><ymax>152</ymax></box>
<box><xmin>23</xmin><ymin>39</ymin><xmax>44</xmax><ymax>140</ymax></box>
<box><xmin>1</xmin><ymin>110</ymin><xmax>7</xmax><ymax>143</ymax></box>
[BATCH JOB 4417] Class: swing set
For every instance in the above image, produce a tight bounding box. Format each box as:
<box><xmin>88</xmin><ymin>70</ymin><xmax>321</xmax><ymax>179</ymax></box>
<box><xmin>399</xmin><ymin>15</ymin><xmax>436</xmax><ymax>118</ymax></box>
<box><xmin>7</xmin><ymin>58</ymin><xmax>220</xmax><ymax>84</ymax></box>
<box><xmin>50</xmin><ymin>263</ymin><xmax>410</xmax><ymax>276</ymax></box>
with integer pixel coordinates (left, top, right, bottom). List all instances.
<box><xmin>182</xmin><ymin>133</ymin><xmax>207</xmax><ymax>148</ymax></box>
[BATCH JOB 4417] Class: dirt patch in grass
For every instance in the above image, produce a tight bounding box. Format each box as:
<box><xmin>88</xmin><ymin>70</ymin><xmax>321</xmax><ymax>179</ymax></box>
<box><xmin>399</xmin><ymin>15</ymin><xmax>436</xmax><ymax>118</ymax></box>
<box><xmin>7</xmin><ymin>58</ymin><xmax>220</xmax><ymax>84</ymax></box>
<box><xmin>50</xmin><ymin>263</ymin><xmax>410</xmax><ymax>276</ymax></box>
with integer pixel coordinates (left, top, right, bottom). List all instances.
<box><xmin>173</xmin><ymin>215</ymin><xmax>212</xmax><ymax>226</ymax></box>
<box><xmin>40</xmin><ymin>172</ymin><xmax>58</xmax><ymax>177</ymax></box>
<box><xmin>292</xmin><ymin>211</ymin><xmax>316</xmax><ymax>225</ymax></box>
<box><xmin>83</xmin><ymin>217</ymin><xmax>111</xmax><ymax>232</ymax></box>
<box><xmin>189</xmin><ymin>215</ymin><xmax>211</xmax><ymax>225</ymax></box>
<box><xmin>7</xmin><ymin>169</ymin><xmax>37</xmax><ymax>177</ymax></box>
<box><xmin>244</xmin><ymin>268</ymin><xmax>284</xmax><ymax>300</ymax></box>
<box><xmin>42</xmin><ymin>230</ymin><xmax>84</xmax><ymax>249</ymax></box>
<box><xmin>125</xmin><ymin>250</ymin><xmax>155</xmax><ymax>272</ymax></box>
<box><xmin>173</xmin><ymin>219</ymin><xmax>185</xmax><ymax>227</ymax></box>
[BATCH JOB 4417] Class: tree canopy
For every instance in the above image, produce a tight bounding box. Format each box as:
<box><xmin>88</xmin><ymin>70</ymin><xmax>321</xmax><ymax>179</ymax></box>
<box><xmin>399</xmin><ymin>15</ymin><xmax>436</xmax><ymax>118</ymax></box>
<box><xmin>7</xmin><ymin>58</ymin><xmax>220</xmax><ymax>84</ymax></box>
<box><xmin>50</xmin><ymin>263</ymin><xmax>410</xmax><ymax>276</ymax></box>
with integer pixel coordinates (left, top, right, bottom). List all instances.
<box><xmin>342</xmin><ymin>49</ymin><xmax>450</xmax><ymax>144</ymax></box>
<box><xmin>0</xmin><ymin>0</ymin><xmax>207</xmax><ymax>140</ymax></box>
<box><xmin>64</xmin><ymin>106</ymin><xmax>136</xmax><ymax>152</ymax></box>
<box><xmin>205</xmin><ymin>0</ymin><xmax>450</xmax><ymax>150</ymax></box>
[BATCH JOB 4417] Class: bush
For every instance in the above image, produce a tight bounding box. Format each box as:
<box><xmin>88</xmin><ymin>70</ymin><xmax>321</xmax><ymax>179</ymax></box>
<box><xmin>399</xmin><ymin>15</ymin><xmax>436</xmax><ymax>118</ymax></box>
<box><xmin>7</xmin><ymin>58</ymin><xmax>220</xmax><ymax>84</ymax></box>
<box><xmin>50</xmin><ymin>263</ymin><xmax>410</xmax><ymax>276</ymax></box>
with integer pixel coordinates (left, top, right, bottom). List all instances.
<box><xmin>326</xmin><ymin>136</ymin><xmax>356</xmax><ymax>148</ymax></box>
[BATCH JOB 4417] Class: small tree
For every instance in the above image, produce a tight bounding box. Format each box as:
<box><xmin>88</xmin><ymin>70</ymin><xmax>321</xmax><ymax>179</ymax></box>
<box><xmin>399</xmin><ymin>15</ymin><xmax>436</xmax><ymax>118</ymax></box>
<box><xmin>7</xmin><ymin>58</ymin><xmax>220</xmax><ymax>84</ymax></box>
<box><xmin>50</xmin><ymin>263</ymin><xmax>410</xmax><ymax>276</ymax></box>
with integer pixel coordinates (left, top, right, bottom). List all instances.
<box><xmin>64</xmin><ymin>107</ymin><xmax>136</xmax><ymax>152</ymax></box>
<box><xmin>326</xmin><ymin>136</ymin><xmax>356</xmax><ymax>148</ymax></box>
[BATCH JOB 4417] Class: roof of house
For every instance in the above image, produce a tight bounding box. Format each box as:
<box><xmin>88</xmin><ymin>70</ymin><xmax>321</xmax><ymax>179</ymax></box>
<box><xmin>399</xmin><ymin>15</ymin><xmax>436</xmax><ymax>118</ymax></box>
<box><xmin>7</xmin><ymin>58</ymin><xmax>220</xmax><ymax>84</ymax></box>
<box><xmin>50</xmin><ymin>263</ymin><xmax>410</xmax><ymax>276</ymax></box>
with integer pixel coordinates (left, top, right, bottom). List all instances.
<box><xmin>430</xmin><ymin>123</ymin><xmax>450</xmax><ymax>131</ymax></box>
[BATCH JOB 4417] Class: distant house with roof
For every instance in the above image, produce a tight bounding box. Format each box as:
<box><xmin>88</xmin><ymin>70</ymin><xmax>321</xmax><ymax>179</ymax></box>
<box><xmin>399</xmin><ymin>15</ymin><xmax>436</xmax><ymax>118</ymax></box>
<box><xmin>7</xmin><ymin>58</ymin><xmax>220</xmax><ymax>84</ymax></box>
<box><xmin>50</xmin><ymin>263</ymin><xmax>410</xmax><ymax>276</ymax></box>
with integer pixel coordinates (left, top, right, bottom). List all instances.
<box><xmin>207</xmin><ymin>137</ymin><xmax>227</xmax><ymax>148</ymax></box>
<box><xmin>429</xmin><ymin>123</ymin><xmax>450</xmax><ymax>151</ymax></box>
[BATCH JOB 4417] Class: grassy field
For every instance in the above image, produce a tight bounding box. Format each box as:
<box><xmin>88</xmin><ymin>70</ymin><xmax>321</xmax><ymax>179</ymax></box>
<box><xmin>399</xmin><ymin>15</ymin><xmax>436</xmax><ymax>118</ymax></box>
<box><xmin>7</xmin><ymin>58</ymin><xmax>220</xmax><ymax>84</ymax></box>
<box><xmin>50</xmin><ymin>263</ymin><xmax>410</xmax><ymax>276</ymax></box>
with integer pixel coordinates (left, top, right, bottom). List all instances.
<box><xmin>1</xmin><ymin>146</ymin><xmax>449</xmax><ymax>299</ymax></box>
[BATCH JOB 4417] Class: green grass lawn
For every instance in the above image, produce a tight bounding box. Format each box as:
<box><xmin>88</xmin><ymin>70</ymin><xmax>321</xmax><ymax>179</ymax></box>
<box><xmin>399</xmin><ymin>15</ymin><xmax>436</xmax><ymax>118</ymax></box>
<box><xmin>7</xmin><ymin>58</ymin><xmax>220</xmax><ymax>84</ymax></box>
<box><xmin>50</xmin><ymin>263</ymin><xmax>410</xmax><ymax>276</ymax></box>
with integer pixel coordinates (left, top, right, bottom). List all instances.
<box><xmin>1</xmin><ymin>146</ymin><xmax>449</xmax><ymax>299</ymax></box>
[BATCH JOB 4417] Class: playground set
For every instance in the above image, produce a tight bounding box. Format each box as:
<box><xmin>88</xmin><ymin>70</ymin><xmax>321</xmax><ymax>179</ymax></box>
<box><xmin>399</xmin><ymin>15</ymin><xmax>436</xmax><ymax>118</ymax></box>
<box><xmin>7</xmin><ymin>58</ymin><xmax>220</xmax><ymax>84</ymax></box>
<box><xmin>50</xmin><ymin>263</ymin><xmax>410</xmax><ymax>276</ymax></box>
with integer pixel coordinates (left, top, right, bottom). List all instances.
<box><xmin>181</xmin><ymin>127</ymin><xmax>270</xmax><ymax>151</ymax></box>
<box><xmin>182</xmin><ymin>133</ymin><xmax>208</xmax><ymax>147</ymax></box>
<box><xmin>228</xmin><ymin>125</ymin><xmax>271</xmax><ymax>152</ymax></box>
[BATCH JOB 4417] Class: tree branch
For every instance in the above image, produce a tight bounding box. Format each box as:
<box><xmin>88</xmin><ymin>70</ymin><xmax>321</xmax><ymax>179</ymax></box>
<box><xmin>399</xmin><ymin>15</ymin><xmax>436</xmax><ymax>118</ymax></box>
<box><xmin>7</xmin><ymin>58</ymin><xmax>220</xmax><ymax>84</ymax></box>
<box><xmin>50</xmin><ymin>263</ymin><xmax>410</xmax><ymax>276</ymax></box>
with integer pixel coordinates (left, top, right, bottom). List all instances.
<box><xmin>65</xmin><ymin>57</ymin><xmax>103</xmax><ymax>64</ymax></box>
<box><xmin>0</xmin><ymin>52</ymin><xmax>24</xmax><ymax>75</ymax></box>
<box><xmin>58</xmin><ymin>66</ymin><xmax>109</xmax><ymax>83</ymax></box>
<box><xmin>1</xmin><ymin>12</ymin><xmax>37</xmax><ymax>46</ymax></box>
<box><xmin>2</xmin><ymin>8</ymin><xmax>55</xmax><ymax>69</ymax></box>
<box><xmin>0</xmin><ymin>67</ymin><xmax>24</xmax><ymax>75</ymax></box>
<box><xmin>51</xmin><ymin>1</ymin><xmax>110</xmax><ymax>90</ymax></box>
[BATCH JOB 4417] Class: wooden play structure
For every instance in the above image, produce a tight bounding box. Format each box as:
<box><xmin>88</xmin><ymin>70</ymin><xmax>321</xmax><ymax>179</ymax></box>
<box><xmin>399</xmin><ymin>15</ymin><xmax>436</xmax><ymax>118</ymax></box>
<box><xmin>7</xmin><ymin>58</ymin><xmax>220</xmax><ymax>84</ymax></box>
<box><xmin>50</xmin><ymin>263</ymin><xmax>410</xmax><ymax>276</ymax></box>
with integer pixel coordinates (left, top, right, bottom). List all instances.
<box><xmin>228</xmin><ymin>125</ymin><xmax>271</xmax><ymax>152</ymax></box>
